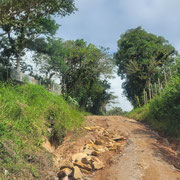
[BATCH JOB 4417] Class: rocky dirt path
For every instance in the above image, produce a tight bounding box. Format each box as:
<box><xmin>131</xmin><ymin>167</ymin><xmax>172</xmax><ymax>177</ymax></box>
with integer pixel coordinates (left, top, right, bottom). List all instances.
<box><xmin>88</xmin><ymin>116</ymin><xmax>180</xmax><ymax>180</ymax></box>
<box><xmin>44</xmin><ymin>116</ymin><xmax>180</xmax><ymax>180</ymax></box>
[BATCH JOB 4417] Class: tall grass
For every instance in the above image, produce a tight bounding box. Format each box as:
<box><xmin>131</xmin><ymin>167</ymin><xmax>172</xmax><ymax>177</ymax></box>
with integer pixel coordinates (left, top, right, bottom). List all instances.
<box><xmin>0</xmin><ymin>83</ymin><xmax>84</xmax><ymax>179</ymax></box>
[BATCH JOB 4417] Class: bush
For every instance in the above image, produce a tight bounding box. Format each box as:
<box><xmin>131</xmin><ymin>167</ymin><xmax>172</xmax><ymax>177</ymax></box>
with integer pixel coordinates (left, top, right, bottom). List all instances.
<box><xmin>127</xmin><ymin>76</ymin><xmax>180</xmax><ymax>138</ymax></box>
<box><xmin>106</xmin><ymin>107</ymin><xmax>126</xmax><ymax>116</ymax></box>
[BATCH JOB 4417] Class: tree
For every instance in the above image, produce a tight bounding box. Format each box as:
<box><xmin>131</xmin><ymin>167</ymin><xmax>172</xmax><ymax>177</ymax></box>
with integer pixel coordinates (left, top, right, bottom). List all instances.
<box><xmin>0</xmin><ymin>0</ymin><xmax>76</xmax><ymax>70</ymax></box>
<box><xmin>114</xmin><ymin>27</ymin><xmax>177</xmax><ymax>107</ymax></box>
<box><xmin>60</xmin><ymin>39</ymin><xmax>115</xmax><ymax>113</ymax></box>
<box><xmin>107</xmin><ymin>107</ymin><xmax>125</xmax><ymax>116</ymax></box>
<box><xmin>49</xmin><ymin>39</ymin><xmax>115</xmax><ymax>113</ymax></box>
<box><xmin>29</xmin><ymin>37</ymin><xmax>68</xmax><ymax>84</ymax></box>
<box><xmin>171</xmin><ymin>56</ymin><xmax>180</xmax><ymax>76</ymax></box>
<box><xmin>28</xmin><ymin>38</ymin><xmax>115</xmax><ymax>114</ymax></box>
<box><xmin>88</xmin><ymin>80</ymin><xmax>116</xmax><ymax>114</ymax></box>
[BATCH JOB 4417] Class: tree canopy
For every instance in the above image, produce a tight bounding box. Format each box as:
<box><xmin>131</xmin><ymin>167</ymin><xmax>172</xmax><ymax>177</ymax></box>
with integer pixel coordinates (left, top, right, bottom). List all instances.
<box><xmin>0</xmin><ymin>0</ymin><xmax>76</xmax><ymax>70</ymax></box>
<box><xmin>114</xmin><ymin>27</ymin><xmax>177</xmax><ymax>107</ymax></box>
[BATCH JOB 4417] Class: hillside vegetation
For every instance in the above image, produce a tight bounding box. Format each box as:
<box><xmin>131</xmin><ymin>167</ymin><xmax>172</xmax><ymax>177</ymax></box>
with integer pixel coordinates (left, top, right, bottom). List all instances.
<box><xmin>127</xmin><ymin>75</ymin><xmax>180</xmax><ymax>138</ymax></box>
<box><xmin>0</xmin><ymin>83</ymin><xmax>84</xmax><ymax>179</ymax></box>
<box><xmin>114</xmin><ymin>27</ymin><xmax>180</xmax><ymax>139</ymax></box>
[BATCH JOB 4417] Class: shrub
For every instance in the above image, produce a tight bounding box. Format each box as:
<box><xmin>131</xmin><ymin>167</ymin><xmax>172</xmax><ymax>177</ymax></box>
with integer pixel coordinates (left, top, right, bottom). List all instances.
<box><xmin>127</xmin><ymin>76</ymin><xmax>180</xmax><ymax>138</ymax></box>
<box><xmin>149</xmin><ymin>76</ymin><xmax>180</xmax><ymax>136</ymax></box>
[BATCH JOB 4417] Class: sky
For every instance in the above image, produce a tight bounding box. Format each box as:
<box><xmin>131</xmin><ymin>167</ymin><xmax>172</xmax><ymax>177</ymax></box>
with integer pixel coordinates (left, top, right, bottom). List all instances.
<box><xmin>55</xmin><ymin>0</ymin><xmax>180</xmax><ymax>111</ymax></box>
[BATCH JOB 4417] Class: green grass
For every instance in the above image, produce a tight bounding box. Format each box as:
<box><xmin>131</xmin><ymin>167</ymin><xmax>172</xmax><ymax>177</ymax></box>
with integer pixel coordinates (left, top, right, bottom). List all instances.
<box><xmin>0</xmin><ymin>83</ymin><xmax>84</xmax><ymax>179</ymax></box>
<box><xmin>127</xmin><ymin>105</ymin><xmax>149</xmax><ymax>121</ymax></box>
<box><xmin>127</xmin><ymin>76</ymin><xmax>180</xmax><ymax>138</ymax></box>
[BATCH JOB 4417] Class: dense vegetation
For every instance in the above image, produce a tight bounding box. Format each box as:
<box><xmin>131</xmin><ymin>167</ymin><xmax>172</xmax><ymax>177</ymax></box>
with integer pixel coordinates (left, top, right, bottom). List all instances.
<box><xmin>127</xmin><ymin>55</ymin><xmax>180</xmax><ymax>138</ymax></box>
<box><xmin>0</xmin><ymin>0</ymin><xmax>76</xmax><ymax>70</ymax></box>
<box><xmin>114</xmin><ymin>27</ymin><xmax>180</xmax><ymax>138</ymax></box>
<box><xmin>106</xmin><ymin>107</ymin><xmax>126</xmax><ymax>116</ymax></box>
<box><xmin>114</xmin><ymin>27</ymin><xmax>176</xmax><ymax>107</ymax></box>
<box><xmin>0</xmin><ymin>1</ymin><xmax>85</xmax><ymax>178</ymax></box>
<box><xmin>0</xmin><ymin>83</ymin><xmax>84</xmax><ymax>179</ymax></box>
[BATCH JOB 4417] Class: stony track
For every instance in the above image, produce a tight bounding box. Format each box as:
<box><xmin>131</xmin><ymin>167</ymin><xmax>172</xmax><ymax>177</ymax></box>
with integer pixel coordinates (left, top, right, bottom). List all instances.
<box><xmin>88</xmin><ymin>116</ymin><xmax>180</xmax><ymax>180</ymax></box>
<box><xmin>44</xmin><ymin>116</ymin><xmax>180</xmax><ymax>180</ymax></box>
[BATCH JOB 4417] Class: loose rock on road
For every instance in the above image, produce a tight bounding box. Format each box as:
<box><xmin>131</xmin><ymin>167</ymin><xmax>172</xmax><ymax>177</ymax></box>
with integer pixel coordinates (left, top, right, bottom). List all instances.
<box><xmin>48</xmin><ymin>116</ymin><xmax>180</xmax><ymax>180</ymax></box>
<box><xmin>87</xmin><ymin>116</ymin><xmax>180</xmax><ymax>180</ymax></box>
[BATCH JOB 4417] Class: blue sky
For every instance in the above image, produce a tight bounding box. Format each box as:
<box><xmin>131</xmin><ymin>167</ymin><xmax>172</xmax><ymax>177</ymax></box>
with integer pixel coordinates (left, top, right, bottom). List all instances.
<box><xmin>55</xmin><ymin>0</ymin><xmax>180</xmax><ymax>111</ymax></box>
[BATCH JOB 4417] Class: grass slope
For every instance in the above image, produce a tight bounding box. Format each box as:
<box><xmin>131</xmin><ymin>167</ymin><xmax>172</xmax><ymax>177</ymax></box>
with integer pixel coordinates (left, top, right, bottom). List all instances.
<box><xmin>0</xmin><ymin>83</ymin><xmax>84</xmax><ymax>179</ymax></box>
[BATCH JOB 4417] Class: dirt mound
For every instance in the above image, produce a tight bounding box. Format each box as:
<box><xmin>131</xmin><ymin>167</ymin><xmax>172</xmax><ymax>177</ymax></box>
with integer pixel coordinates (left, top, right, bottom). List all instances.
<box><xmin>55</xmin><ymin>125</ymin><xmax>127</xmax><ymax>180</ymax></box>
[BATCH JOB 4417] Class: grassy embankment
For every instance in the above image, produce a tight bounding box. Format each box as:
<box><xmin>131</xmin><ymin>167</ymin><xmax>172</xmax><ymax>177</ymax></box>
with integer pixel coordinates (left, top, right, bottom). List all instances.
<box><xmin>127</xmin><ymin>76</ymin><xmax>180</xmax><ymax>138</ymax></box>
<box><xmin>0</xmin><ymin>83</ymin><xmax>84</xmax><ymax>179</ymax></box>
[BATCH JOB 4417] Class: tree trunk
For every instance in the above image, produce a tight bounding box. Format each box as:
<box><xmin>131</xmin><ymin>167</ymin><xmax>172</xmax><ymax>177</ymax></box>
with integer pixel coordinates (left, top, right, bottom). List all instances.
<box><xmin>16</xmin><ymin>54</ymin><xmax>21</xmax><ymax>73</ymax></box>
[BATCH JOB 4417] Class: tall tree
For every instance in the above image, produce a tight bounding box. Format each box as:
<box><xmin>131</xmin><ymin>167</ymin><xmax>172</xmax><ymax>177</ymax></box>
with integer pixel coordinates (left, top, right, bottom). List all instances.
<box><xmin>28</xmin><ymin>37</ymin><xmax>67</xmax><ymax>84</ymax></box>
<box><xmin>61</xmin><ymin>39</ymin><xmax>115</xmax><ymax>112</ymax></box>
<box><xmin>28</xmin><ymin>38</ymin><xmax>115</xmax><ymax>113</ymax></box>
<box><xmin>0</xmin><ymin>0</ymin><xmax>76</xmax><ymax>70</ymax></box>
<box><xmin>114</xmin><ymin>27</ymin><xmax>177</xmax><ymax>107</ymax></box>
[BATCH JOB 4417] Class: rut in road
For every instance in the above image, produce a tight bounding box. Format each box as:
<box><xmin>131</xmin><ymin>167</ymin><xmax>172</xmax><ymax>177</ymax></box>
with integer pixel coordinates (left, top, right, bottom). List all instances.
<box><xmin>87</xmin><ymin>116</ymin><xmax>180</xmax><ymax>180</ymax></box>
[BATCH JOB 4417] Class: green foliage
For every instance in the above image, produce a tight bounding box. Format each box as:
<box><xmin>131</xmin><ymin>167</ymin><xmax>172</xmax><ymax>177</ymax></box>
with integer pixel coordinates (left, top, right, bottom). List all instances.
<box><xmin>27</xmin><ymin>38</ymin><xmax>115</xmax><ymax>114</ymax></box>
<box><xmin>107</xmin><ymin>107</ymin><xmax>126</xmax><ymax>116</ymax></box>
<box><xmin>66</xmin><ymin>95</ymin><xmax>79</xmax><ymax>107</ymax></box>
<box><xmin>114</xmin><ymin>27</ymin><xmax>177</xmax><ymax>107</ymax></box>
<box><xmin>30</xmin><ymin>38</ymin><xmax>115</xmax><ymax>114</ymax></box>
<box><xmin>0</xmin><ymin>0</ymin><xmax>115</xmax><ymax>115</ymax></box>
<box><xmin>87</xmin><ymin>80</ymin><xmax>114</xmax><ymax>114</ymax></box>
<box><xmin>29</xmin><ymin>37</ymin><xmax>68</xmax><ymax>81</ymax></box>
<box><xmin>0</xmin><ymin>83</ymin><xmax>84</xmax><ymax>178</ymax></box>
<box><xmin>171</xmin><ymin>56</ymin><xmax>180</xmax><ymax>76</ymax></box>
<box><xmin>126</xmin><ymin>105</ymin><xmax>150</xmax><ymax>121</ymax></box>
<box><xmin>127</xmin><ymin>75</ymin><xmax>180</xmax><ymax>138</ymax></box>
<box><xmin>149</xmin><ymin>76</ymin><xmax>180</xmax><ymax>136</ymax></box>
<box><xmin>0</xmin><ymin>0</ymin><xmax>76</xmax><ymax>68</ymax></box>
<box><xmin>61</xmin><ymin>39</ymin><xmax>115</xmax><ymax>114</ymax></box>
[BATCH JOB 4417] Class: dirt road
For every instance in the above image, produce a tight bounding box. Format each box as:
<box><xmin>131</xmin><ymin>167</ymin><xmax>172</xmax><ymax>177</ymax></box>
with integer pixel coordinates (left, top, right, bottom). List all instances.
<box><xmin>86</xmin><ymin>116</ymin><xmax>180</xmax><ymax>180</ymax></box>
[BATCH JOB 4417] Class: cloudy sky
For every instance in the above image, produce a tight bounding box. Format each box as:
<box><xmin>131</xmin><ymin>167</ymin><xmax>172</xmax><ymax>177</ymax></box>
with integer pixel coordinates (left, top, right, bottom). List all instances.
<box><xmin>56</xmin><ymin>0</ymin><xmax>180</xmax><ymax>111</ymax></box>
